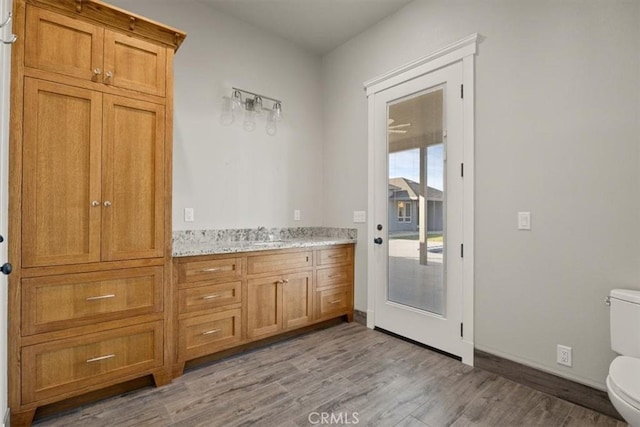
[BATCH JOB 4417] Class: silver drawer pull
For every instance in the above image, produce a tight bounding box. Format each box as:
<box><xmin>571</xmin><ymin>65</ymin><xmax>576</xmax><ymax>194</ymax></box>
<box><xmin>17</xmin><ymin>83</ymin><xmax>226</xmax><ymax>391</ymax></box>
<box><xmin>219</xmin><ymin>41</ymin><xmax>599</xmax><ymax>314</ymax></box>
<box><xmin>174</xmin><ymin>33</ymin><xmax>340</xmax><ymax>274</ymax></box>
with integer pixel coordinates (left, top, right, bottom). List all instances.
<box><xmin>329</xmin><ymin>300</ymin><xmax>342</xmax><ymax>304</ymax></box>
<box><xmin>202</xmin><ymin>329</ymin><xmax>221</xmax><ymax>335</ymax></box>
<box><xmin>86</xmin><ymin>354</ymin><xmax>115</xmax><ymax>363</ymax></box>
<box><xmin>202</xmin><ymin>294</ymin><xmax>220</xmax><ymax>300</ymax></box>
<box><xmin>201</xmin><ymin>267</ymin><xmax>221</xmax><ymax>272</ymax></box>
<box><xmin>86</xmin><ymin>294</ymin><xmax>115</xmax><ymax>301</ymax></box>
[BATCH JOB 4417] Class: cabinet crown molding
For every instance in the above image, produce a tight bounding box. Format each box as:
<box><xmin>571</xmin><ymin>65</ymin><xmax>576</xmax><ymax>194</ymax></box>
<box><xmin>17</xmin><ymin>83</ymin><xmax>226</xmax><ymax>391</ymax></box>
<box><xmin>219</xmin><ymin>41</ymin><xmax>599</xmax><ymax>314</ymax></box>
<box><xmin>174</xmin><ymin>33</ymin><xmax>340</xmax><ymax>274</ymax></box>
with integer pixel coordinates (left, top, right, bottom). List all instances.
<box><xmin>23</xmin><ymin>0</ymin><xmax>187</xmax><ymax>50</ymax></box>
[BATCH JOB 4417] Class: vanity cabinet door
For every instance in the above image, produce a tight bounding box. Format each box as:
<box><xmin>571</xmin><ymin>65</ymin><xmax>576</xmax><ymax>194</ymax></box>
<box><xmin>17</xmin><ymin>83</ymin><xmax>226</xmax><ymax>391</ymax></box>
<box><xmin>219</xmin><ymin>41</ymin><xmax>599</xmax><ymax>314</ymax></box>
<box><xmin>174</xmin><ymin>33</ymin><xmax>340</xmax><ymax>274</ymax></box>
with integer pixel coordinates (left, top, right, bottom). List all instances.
<box><xmin>247</xmin><ymin>276</ymin><xmax>282</xmax><ymax>338</ymax></box>
<box><xmin>282</xmin><ymin>271</ymin><xmax>313</xmax><ymax>329</ymax></box>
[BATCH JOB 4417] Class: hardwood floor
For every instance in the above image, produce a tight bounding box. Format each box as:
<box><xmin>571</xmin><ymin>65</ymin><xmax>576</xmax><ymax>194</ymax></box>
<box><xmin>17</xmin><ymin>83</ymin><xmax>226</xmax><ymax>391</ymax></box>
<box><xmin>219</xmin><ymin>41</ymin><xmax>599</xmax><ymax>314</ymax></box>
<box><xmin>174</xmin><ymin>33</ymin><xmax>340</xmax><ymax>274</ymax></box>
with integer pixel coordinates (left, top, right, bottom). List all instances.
<box><xmin>34</xmin><ymin>323</ymin><xmax>627</xmax><ymax>427</ymax></box>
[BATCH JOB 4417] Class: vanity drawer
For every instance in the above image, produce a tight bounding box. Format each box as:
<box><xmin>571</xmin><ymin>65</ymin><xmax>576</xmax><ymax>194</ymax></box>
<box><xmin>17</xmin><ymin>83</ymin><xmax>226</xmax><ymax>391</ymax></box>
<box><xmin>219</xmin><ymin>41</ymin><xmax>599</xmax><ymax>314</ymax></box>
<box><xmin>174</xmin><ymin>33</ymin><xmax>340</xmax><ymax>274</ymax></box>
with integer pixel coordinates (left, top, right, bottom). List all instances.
<box><xmin>22</xmin><ymin>321</ymin><xmax>163</xmax><ymax>404</ymax></box>
<box><xmin>178</xmin><ymin>281</ymin><xmax>241</xmax><ymax>314</ymax></box>
<box><xmin>178</xmin><ymin>257</ymin><xmax>241</xmax><ymax>284</ymax></box>
<box><xmin>317</xmin><ymin>247</ymin><xmax>352</xmax><ymax>266</ymax></box>
<box><xmin>22</xmin><ymin>267</ymin><xmax>162</xmax><ymax>335</ymax></box>
<box><xmin>316</xmin><ymin>265</ymin><xmax>352</xmax><ymax>289</ymax></box>
<box><xmin>178</xmin><ymin>309</ymin><xmax>242</xmax><ymax>360</ymax></box>
<box><xmin>247</xmin><ymin>251</ymin><xmax>312</xmax><ymax>275</ymax></box>
<box><xmin>317</xmin><ymin>286</ymin><xmax>350</xmax><ymax>318</ymax></box>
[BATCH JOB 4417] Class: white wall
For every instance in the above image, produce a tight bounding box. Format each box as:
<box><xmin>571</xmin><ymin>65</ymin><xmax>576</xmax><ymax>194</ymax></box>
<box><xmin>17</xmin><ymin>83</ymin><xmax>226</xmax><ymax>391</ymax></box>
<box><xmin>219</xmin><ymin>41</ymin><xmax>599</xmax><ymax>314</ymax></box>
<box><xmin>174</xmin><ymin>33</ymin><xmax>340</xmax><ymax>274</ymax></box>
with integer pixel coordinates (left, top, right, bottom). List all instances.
<box><xmin>0</xmin><ymin>0</ymin><xmax>10</xmax><ymax>421</ymax></box>
<box><xmin>322</xmin><ymin>0</ymin><xmax>640</xmax><ymax>389</ymax></box>
<box><xmin>108</xmin><ymin>0</ymin><xmax>324</xmax><ymax>230</ymax></box>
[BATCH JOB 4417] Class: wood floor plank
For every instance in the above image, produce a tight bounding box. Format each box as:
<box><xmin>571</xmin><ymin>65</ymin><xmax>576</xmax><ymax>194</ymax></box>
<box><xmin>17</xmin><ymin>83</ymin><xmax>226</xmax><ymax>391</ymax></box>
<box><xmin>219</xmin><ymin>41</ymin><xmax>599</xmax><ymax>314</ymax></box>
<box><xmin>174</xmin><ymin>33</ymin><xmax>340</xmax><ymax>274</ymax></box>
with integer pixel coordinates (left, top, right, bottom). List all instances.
<box><xmin>394</xmin><ymin>415</ymin><xmax>432</xmax><ymax>427</ymax></box>
<box><xmin>33</xmin><ymin>323</ymin><xmax>627</xmax><ymax>427</ymax></box>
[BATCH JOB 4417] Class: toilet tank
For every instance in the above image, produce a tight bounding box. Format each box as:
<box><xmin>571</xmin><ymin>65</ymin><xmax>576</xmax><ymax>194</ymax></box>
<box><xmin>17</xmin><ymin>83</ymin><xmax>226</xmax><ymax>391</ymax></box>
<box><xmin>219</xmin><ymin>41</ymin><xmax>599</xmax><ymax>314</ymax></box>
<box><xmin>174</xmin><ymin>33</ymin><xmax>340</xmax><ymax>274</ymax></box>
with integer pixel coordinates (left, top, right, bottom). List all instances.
<box><xmin>610</xmin><ymin>289</ymin><xmax>640</xmax><ymax>357</ymax></box>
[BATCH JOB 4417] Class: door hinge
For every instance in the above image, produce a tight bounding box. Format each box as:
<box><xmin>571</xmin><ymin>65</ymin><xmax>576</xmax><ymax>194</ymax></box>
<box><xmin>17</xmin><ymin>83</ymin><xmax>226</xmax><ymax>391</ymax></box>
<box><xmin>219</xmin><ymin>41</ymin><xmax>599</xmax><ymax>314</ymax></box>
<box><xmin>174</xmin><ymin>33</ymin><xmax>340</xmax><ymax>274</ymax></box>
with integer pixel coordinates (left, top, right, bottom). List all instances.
<box><xmin>461</xmin><ymin>84</ymin><xmax>464</xmax><ymax>99</ymax></box>
<box><xmin>460</xmin><ymin>243</ymin><xmax>464</xmax><ymax>258</ymax></box>
<box><xmin>460</xmin><ymin>323</ymin><xmax>464</xmax><ymax>337</ymax></box>
<box><xmin>461</xmin><ymin>163</ymin><xmax>464</xmax><ymax>177</ymax></box>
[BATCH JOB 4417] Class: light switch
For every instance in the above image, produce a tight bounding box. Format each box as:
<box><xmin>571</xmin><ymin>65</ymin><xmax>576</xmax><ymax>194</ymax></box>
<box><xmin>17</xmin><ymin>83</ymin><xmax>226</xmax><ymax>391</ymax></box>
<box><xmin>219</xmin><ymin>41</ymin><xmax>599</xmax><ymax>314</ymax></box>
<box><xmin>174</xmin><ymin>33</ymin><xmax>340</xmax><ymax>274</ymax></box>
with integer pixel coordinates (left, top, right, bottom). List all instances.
<box><xmin>518</xmin><ymin>211</ymin><xmax>531</xmax><ymax>230</ymax></box>
<box><xmin>353</xmin><ymin>211</ymin><xmax>366</xmax><ymax>223</ymax></box>
<box><xmin>294</xmin><ymin>209</ymin><xmax>301</xmax><ymax>221</ymax></box>
<box><xmin>184</xmin><ymin>208</ymin><xmax>194</xmax><ymax>222</ymax></box>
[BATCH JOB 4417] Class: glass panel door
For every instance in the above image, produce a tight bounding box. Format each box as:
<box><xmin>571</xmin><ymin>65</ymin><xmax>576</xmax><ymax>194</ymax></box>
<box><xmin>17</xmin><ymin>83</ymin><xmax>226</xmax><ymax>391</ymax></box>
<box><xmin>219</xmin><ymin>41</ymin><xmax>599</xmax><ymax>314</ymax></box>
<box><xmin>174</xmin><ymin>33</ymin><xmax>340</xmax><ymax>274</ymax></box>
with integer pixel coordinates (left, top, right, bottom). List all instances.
<box><xmin>387</xmin><ymin>87</ymin><xmax>446</xmax><ymax>316</ymax></box>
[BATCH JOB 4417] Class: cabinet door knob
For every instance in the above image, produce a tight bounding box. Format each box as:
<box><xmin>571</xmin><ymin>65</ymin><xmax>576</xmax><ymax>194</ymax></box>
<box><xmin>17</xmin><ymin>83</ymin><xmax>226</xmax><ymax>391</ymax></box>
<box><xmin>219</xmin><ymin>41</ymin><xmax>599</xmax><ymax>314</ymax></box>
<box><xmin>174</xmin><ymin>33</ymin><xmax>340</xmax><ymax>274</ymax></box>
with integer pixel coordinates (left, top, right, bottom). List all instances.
<box><xmin>103</xmin><ymin>201</ymin><xmax>112</xmax><ymax>207</ymax></box>
<box><xmin>93</xmin><ymin>68</ymin><xmax>102</xmax><ymax>76</ymax></box>
<box><xmin>105</xmin><ymin>70</ymin><xmax>113</xmax><ymax>81</ymax></box>
<box><xmin>91</xmin><ymin>200</ymin><xmax>100</xmax><ymax>207</ymax></box>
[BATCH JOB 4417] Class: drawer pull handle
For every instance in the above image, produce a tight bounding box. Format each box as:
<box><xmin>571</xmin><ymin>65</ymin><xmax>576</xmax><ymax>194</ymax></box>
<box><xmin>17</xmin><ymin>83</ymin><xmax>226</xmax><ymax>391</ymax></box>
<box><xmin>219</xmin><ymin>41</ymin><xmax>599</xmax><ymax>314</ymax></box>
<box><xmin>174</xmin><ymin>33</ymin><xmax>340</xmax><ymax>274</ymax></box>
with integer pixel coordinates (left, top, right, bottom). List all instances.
<box><xmin>328</xmin><ymin>254</ymin><xmax>343</xmax><ymax>259</ymax></box>
<box><xmin>329</xmin><ymin>300</ymin><xmax>342</xmax><ymax>304</ymax></box>
<box><xmin>202</xmin><ymin>329</ymin><xmax>221</xmax><ymax>335</ymax></box>
<box><xmin>202</xmin><ymin>294</ymin><xmax>220</xmax><ymax>300</ymax></box>
<box><xmin>86</xmin><ymin>354</ymin><xmax>115</xmax><ymax>363</ymax></box>
<box><xmin>202</xmin><ymin>267</ymin><xmax>222</xmax><ymax>272</ymax></box>
<box><xmin>86</xmin><ymin>294</ymin><xmax>115</xmax><ymax>301</ymax></box>
<box><xmin>328</xmin><ymin>274</ymin><xmax>341</xmax><ymax>279</ymax></box>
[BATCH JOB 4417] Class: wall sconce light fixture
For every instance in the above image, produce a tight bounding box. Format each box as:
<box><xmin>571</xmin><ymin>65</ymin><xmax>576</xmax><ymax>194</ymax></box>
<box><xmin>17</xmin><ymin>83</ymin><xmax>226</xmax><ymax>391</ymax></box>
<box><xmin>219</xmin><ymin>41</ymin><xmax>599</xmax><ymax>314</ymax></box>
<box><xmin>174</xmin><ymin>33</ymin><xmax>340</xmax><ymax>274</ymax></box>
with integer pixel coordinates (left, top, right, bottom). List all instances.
<box><xmin>220</xmin><ymin>87</ymin><xmax>282</xmax><ymax>136</ymax></box>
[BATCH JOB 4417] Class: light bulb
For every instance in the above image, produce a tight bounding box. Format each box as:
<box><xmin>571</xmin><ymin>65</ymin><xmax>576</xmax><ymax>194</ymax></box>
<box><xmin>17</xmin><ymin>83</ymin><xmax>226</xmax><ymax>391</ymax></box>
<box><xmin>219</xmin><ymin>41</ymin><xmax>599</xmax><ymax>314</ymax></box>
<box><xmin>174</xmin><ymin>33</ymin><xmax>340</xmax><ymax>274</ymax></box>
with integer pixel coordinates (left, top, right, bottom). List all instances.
<box><xmin>231</xmin><ymin>90</ymin><xmax>243</xmax><ymax>115</ymax></box>
<box><xmin>273</xmin><ymin>102</ymin><xmax>282</xmax><ymax>122</ymax></box>
<box><xmin>220</xmin><ymin>96</ymin><xmax>234</xmax><ymax>126</ymax></box>
<box><xmin>253</xmin><ymin>96</ymin><xmax>264</xmax><ymax>115</ymax></box>
<box><xmin>266</xmin><ymin>115</ymin><xmax>277</xmax><ymax>136</ymax></box>
<box><xmin>243</xmin><ymin>109</ymin><xmax>256</xmax><ymax>132</ymax></box>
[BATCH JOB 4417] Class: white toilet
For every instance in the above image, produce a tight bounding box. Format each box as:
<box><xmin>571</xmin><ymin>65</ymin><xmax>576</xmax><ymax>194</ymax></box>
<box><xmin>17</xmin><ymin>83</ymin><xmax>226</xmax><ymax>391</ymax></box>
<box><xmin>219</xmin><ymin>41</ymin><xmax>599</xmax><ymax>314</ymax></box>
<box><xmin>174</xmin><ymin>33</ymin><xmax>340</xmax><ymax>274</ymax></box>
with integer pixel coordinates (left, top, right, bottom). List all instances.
<box><xmin>607</xmin><ymin>289</ymin><xmax>640</xmax><ymax>427</ymax></box>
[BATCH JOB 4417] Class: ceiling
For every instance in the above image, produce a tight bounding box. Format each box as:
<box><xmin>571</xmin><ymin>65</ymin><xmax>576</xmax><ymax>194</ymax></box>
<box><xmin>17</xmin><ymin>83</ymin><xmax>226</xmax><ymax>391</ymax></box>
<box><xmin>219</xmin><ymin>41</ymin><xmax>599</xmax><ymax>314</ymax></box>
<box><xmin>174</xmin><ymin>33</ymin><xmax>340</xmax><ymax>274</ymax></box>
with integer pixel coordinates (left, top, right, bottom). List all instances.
<box><xmin>199</xmin><ymin>0</ymin><xmax>413</xmax><ymax>55</ymax></box>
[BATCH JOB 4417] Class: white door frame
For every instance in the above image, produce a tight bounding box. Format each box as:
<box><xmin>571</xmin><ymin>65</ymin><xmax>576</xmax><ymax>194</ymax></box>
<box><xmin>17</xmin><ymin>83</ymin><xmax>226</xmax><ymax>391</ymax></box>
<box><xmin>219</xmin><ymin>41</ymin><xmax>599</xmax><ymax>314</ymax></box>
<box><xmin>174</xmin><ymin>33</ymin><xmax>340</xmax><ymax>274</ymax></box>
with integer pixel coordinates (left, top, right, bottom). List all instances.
<box><xmin>0</xmin><ymin>0</ymin><xmax>12</xmax><ymax>421</ymax></box>
<box><xmin>364</xmin><ymin>33</ymin><xmax>478</xmax><ymax>365</ymax></box>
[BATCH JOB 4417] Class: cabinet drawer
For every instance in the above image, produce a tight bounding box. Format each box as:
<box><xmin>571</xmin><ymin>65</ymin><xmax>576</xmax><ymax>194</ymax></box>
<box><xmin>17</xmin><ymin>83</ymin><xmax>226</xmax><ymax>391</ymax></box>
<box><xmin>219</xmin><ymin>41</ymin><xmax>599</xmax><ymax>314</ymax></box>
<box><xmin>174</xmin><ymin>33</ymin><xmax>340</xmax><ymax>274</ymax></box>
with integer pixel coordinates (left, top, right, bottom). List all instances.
<box><xmin>178</xmin><ymin>309</ymin><xmax>242</xmax><ymax>360</ymax></box>
<box><xmin>178</xmin><ymin>258</ymin><xmax>241</xmax><ymax>284</ymax></box>
<box><xmin>318</xmin><ymin>287</ymin><xmax>350</xmax><ymax>318</ymax></box>
<box><xmin>178</xmin><ymin>281</ymin><xmax>241</xmax><ymax>314</ymax></box>
<box><xmin>22</xmin><ymin>267</ymin><xmax>162</xmax><ymax>335</ymax></box>
<box><xmin>317</xmin><ymin>247</ymin><xmax>352</xmax><ymax>266</ymax></box>
<box><xmin>316</xmin><ymin>265</ymin><xmax>352</xmax><ymax>289</ymax></box>
<box><xmin>247</xmin><ymin>251</ymin><xmax>312</xmax><ymax>275</ymax></box>
<box><xmin>22</xmin><ymin>321</ymin><xmax>163</xmax><ymax>404</ymax></box>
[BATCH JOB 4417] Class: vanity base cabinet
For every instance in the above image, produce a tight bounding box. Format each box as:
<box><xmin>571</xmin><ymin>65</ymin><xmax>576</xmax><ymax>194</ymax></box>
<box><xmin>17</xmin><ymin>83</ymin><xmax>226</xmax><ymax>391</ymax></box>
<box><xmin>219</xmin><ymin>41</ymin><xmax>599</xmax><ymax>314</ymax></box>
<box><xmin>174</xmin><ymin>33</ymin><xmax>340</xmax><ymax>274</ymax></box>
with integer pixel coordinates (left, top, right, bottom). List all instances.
<box><xmin>173</xmin><ymin>244</ymin><xmax>354</xmax><ymax>375</ymax></box>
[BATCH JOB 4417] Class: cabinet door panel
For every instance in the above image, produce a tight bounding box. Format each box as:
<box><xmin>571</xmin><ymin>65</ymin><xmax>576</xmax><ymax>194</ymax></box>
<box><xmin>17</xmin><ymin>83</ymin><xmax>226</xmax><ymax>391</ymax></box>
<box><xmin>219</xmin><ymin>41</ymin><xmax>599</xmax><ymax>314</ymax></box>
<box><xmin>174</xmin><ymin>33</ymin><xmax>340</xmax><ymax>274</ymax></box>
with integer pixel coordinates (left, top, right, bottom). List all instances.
<box><xmin>283</xmin><ymin>271</ymin><xmax>312</xmax><ymax>329</ymax></box>
<box><xmin>25</xmin><ymin>6</ymin><xmax>104</xmax><ymax>82</ymax></box>
<box><xmin>102</xmin><ymin>95</ymin><xmax>165</xmax><ymax>261</ymax></box>
<box><xmin>247</xmin><ymin>277</ymin><xmax>282</xmax><ymax>338</ymax></box>
<box><xmin>22</xmin><ymin>79</ymin><xmax>102</xmax><ymax>267</ymax></box>
<box><xmin>104</xmin><ymin>30</ymin><xmax>166</xmax><ymax>96</ymax></box>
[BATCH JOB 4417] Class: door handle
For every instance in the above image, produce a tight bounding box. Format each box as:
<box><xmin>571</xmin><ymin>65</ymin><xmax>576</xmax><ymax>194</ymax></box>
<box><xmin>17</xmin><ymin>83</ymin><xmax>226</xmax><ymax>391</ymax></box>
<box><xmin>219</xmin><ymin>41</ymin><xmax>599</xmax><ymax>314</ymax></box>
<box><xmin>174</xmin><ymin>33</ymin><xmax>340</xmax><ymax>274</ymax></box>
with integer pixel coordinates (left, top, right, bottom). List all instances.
<box><xmin>373</xmin><ymin>237</ymin><xmax>383</xmax><ymax>245</ymax></box>
<box><xmin>1</xmin><ymin>263</ymin><xmax>12</xmax><ymax>275</ymax></box>
<box><xmin>0</xmin><ymin>234</ymin><xmax>3</xmax><ymax>243</ymax></box>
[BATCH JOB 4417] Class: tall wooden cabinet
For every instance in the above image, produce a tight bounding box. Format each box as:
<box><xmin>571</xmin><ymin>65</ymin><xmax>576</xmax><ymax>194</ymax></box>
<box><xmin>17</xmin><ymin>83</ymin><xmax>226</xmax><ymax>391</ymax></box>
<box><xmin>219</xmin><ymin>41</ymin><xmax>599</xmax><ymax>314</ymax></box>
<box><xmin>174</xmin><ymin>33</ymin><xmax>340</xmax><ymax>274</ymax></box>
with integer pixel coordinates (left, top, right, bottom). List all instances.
<box><xmin>8</xmin><ymin>1</ymin><xmax>185</xmax><ymax>425</ymax></box>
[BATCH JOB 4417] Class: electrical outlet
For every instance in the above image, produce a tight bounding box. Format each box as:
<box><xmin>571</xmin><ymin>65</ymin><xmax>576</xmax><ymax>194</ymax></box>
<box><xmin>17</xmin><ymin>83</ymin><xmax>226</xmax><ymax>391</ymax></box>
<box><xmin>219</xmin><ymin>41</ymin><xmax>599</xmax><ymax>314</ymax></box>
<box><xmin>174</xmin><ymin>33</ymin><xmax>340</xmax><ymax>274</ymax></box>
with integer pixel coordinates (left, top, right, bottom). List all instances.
<box><xmin>294</xmin><ymin>209</ymin><xmax>301</xmax><ymax>221</ymax></box>
<box><xmin>353</xmin><ymin>211</ymin><xmax>366</xmax><ymax>223</ymax></box>
<box><xmin>184</xmin><ymin>207</ymin><xmax>194</xmax><ymax>222</ymax></box>
<box><xmin>557</xmin><ymin>345</ymin><xmax>572</xmax><ymax>367</ymax></box>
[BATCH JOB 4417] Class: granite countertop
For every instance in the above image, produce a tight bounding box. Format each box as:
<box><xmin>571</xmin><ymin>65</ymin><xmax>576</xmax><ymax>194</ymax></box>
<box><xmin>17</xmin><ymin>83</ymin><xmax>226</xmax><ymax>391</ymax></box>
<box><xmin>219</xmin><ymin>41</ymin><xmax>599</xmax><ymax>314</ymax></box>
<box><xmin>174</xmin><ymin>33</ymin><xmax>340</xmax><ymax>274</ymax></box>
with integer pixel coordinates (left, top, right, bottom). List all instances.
<box><xmin>173</xmin><ymin>227</ymin><xmax>357</xmax><ymax>257</ymax></box>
